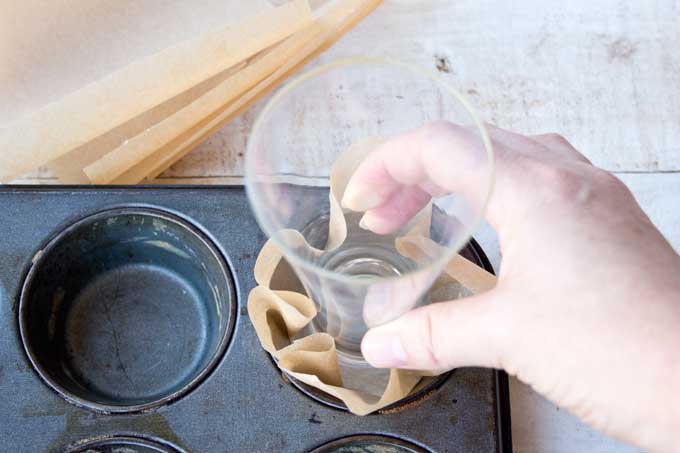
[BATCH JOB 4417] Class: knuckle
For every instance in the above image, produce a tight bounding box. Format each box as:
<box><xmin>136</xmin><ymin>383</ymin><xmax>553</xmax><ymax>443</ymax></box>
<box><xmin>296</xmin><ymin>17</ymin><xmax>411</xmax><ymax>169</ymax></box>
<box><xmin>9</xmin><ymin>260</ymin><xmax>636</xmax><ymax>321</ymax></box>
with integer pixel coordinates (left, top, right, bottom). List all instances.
<box><xmin>544</xmin><ymin>132</ymin><xmax>570</xmax><ymax>146</ymax></box>
<box><xmin>421</xmin><ymin>120</ymin><xmax>459</xmax><ymax>140</ymax></box>
<box><xmin>592</xmin><ymin>168</ymin><xmax>626</xmax><ymax>192</ymax></box>
<box><xmin>542</xmin><ymin>165</ymin><xmax>632</xmax><ymax>206</ymax></box>
<box><xmin>533</xmin><ymin>132</ymin><xmax>572</xmax><ymax>150</ymax></box>
<box><xmin>592</xmin><ymin>169</ymin><xmax>637</xmax><ymax>204</ymax></box>
<box><xmin>535</xmin><ymin>132</ymin><xmax>592</xmax><ymax>164</ymax></box>
<box><xmin>551</xmin><ymin>168</ymin><xmax>588</xmax><ymax>201</ymax></box>
<box><xmin>520</xmin><ymin>157</ymin><xmax>593</xmax><ymax>203</ymax></box>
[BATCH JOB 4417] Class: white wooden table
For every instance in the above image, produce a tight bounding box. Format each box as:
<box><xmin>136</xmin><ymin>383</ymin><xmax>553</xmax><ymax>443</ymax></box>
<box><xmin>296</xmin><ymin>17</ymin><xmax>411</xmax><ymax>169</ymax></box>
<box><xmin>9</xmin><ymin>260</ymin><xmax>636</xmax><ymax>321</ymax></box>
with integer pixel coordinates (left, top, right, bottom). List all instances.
<box><xmin>23</xmin><ymin>1</ymin><xmax>680</xmax><ymax>451</ymax></box>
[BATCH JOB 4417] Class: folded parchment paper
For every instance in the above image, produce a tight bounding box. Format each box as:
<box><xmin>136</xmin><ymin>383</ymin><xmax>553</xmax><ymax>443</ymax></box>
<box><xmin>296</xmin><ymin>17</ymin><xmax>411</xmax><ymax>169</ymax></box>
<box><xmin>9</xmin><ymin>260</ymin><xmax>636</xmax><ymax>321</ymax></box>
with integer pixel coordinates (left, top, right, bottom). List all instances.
<box><xmin>247</xmin><ymin>139</ymin><xmax>497</xmax><ymax>415</ymax></box>
<box><xmin>0</xmin><ymin>1</ymin><xmax>313</xmax><ymax>183</ymax></box>
<box><xmin>1</xmin><ymin>0</ymin><xmax>383</xmax><ymax>184</ymax></box>
<box><xmin>107</xmin><ymin>0</ymin><xmax>384</xmax><ymax>184</ymax></box>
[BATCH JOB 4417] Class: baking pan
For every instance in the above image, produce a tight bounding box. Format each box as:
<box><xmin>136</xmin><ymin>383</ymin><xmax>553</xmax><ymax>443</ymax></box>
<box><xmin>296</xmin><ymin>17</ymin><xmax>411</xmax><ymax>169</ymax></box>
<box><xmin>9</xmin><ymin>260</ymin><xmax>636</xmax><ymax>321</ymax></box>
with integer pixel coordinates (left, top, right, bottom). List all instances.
<box><xmin>0</xmin><ymin>186</ymin><xmax>511</xmax><ymax>452</ymax></box>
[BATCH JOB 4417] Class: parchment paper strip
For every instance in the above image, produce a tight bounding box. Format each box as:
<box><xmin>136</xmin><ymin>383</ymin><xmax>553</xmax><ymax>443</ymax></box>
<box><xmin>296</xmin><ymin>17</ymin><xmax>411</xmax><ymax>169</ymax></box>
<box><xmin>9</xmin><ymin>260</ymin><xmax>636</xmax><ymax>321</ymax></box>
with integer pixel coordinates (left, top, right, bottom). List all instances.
<box><xmin>0</xmin><ymin>0</ymin><xmax>313</xmax><ymax>182</ymax></box>
<box><xmin>124</xmin><ymin>0</ymin><xmax>384</xmax><ymax>183</ymax></box>
<box><xmin>46</xmin><ymin>60</ymin><xmax>250</xmax><ymax>184</ymax></box>
<box><xmin>82</xmin><ymin>23</ymin><xmax>322</xmax><ymax>184</ymax></box>
<box><xmin>397</xmin><ymin>235</ymin><xmax>497</xmax><ymax>294</ymax></box>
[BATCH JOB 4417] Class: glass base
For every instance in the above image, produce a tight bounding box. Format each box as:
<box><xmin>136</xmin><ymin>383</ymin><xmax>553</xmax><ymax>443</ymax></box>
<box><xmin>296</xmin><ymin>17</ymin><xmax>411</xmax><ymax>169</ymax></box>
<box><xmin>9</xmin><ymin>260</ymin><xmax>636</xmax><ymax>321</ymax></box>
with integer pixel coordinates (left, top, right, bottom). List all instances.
<box><xmin>300</xmin><ymin>211</ymin><xmax>423</xmax><ymax>396</ymax></box>
<box><xmin>303</xmin><ymin>211</ymin><xmax>418</xmax><ymax>360</ymax></box>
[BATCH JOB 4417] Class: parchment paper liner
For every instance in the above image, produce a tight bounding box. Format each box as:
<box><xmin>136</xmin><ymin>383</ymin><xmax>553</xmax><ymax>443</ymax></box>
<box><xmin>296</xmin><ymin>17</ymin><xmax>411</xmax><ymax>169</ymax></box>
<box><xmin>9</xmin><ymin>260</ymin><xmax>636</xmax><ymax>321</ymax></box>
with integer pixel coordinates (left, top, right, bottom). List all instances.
<box><xmin>247</xmin><ymin>139</ymin><xmax>497</xmax><ymax>415</ymax></box>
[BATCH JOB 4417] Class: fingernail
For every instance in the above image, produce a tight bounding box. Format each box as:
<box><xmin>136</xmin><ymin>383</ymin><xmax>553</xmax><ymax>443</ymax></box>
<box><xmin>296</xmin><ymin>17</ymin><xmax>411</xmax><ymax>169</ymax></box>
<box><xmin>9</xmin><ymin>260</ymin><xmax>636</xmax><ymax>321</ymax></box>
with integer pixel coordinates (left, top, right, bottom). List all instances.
<box><xmin>358</xmin><ymin>213</ymin><xmax>372</xmax><ymax>231</ymax></box>
<box><xmin>359</xmin><ymin>212</ymin><xmax>392</xmax><ymax>235</ymax></box>
<box><xmin>341</xmin><ymin>187</ymin><xmax>382</xmax><ymax>211</ymax></box>
<box><xmin>361</xmin><ymin>331</ymin><xmax>408</xmax><ymax>368</ymax></box>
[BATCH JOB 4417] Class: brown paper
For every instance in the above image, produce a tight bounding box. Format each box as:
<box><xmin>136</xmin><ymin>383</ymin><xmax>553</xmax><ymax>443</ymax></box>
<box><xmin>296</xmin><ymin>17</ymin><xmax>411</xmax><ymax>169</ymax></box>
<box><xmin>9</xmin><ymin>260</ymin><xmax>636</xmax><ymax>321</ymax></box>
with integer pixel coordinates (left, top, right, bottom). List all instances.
<box><xmin>0</xmin><ymin>0</ymin><xmax>313</xmax><ymax>182</ymax></box>
<box><xmin>247</xmin><ymin>139</ymin><xmax>497</xmax><ymax>415</ymax></box>
<box><xmin>397</xmin><ymin>235</ymin><xmax>497</xmax><ymax>294</ymax></box>
<box><xmin>82</xmin><ymin>23</ymin><xmax>322</xmax><ymax>184</ymax></box>
<box><xmin>120</xmin><ymin>0</ymin><xmax>384</xmax><ymax>183</ymax></box>
<box><xmin>248</xmin><ymin>237</ymin><xmax>422</xmax><ymax>416</ymax></box>
<box><xmin>46</xmin><ymin>60</ymin><xmax>250</xmax><ymax>184</ymax></box>
<box><xmin>1</xmin><ymin>1</ymin><xmax>274</xmax><ymax>124</ymax></box>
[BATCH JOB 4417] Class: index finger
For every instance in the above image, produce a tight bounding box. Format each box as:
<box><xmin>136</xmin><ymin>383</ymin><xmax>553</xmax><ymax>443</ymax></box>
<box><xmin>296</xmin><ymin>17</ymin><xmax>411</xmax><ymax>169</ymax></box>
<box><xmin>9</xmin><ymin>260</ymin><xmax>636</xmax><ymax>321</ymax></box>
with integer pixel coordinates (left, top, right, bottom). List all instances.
<box><xmin>342</xmin><ymin>121</ymin><xmax>495</xmax><ymax>230</ymax></box>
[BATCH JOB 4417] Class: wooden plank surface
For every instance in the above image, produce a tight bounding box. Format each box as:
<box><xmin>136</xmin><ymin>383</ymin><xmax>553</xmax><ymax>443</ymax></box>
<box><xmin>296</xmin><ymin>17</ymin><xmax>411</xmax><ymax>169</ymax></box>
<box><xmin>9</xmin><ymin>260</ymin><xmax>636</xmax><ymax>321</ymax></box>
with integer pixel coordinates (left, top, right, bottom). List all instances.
<box><xmin>17</xmin><ymin>0</ymin><xmax>680</xmax><ymax>183</ymax></box>
<box><xmin>150</xmin><ymin>0</ymin><xmax>680</xmax><ymax>180</ymax></box>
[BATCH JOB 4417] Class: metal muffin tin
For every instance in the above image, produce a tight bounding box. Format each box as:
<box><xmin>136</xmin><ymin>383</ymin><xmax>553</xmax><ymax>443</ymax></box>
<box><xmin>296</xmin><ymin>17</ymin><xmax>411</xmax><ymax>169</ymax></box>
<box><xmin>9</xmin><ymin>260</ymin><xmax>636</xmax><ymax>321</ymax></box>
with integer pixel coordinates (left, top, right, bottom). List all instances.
<box><xmin>0</xmin><ymin>186</ymin><xmax>511</xmax><ymax>452</ymax></box>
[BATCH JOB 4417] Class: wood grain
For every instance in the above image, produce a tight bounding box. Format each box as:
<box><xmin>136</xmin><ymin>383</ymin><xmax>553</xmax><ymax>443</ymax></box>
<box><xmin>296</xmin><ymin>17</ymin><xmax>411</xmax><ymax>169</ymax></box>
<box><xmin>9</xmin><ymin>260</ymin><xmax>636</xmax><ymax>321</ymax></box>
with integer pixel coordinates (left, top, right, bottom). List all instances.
<box><xmin>18</xmin><ymin>0</ymin><xmax>680</xmax><ymax>182</ymax></box>
<box><xmin>154</xmin><ymin>0</ymin><xmax>680</xmax><ymax>179</ymax></box>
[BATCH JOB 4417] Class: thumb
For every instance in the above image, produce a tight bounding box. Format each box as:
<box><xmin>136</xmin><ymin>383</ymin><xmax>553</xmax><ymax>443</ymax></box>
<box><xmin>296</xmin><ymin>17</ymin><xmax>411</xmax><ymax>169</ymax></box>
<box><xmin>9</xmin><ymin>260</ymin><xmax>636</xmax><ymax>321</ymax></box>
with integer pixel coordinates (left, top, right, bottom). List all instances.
<box><xmin>360</xmin><ymin>292</ymin><xmax>507</xmax><ymax>371</ymax></box>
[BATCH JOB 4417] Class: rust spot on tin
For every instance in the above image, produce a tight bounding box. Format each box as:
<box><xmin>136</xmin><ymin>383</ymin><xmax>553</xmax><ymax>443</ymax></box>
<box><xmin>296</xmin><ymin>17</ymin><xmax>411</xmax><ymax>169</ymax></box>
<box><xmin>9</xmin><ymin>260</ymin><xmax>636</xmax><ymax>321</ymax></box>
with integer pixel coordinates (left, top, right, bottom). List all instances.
<box><xmin>31</xmin><ymin>249</ymin><xmax>44</xmax><ymax>264</ymax></box>
<box><xmin>377</xmin><ymin>386</ymin><xmax>438</xmax><ymax>415</ymax></box>
<box><xmin>47</xmin><ymin>288</ymin><xmax>65</xmax><ymax>341</ymax></box>
<box><xmin>487</xmin><ymin>412</ymin><xmax>496</xmax><ymax>433</ymax></box>
<box><xmin>449</xmin><ymin>413</ymin><xmax>459</xmax><ymax>427</ymax></box>
<box><xmin>308</xmin><ymin>412</ymin><xmax>322</xmax><ymax>424</ymax></box>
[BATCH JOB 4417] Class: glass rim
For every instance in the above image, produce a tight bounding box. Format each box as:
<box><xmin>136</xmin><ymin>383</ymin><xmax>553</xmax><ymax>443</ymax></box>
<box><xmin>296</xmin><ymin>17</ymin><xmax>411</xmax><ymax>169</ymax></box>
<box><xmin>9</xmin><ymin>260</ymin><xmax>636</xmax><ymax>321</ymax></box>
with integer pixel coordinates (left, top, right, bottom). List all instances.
<box><xmin>245</xmin><ymin>56</ymin><xmax>495</xmax><ymax>284</ymax></box>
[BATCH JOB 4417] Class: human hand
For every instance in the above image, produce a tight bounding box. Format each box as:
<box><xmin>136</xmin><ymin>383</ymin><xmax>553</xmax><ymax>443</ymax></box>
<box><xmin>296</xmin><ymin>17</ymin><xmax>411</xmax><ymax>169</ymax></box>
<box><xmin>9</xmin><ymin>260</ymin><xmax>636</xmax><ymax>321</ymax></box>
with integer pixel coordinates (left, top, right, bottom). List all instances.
<box><xmin>342</xmin><ymin>121</ymin><xmax>680</xmax><ymax>452</ymax></box>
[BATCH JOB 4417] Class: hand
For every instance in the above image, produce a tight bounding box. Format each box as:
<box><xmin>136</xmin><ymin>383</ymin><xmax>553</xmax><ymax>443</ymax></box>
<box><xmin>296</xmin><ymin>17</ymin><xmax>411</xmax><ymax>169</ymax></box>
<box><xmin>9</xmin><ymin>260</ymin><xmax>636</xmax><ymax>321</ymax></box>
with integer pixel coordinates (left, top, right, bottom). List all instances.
<box><xmin>342</xmin><ymin>121</ymin><xmax>680</xmax><ymax>452</ymax></box>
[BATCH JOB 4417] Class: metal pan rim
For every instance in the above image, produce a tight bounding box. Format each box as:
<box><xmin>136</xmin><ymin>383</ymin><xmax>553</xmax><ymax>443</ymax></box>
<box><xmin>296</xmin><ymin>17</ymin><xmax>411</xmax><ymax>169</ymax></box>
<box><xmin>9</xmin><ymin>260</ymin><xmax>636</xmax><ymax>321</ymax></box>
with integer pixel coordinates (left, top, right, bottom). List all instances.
<box><xmin>18</xmin><ymin>206</ymin><xmax>237</xmax><ymax>414</ymax></box>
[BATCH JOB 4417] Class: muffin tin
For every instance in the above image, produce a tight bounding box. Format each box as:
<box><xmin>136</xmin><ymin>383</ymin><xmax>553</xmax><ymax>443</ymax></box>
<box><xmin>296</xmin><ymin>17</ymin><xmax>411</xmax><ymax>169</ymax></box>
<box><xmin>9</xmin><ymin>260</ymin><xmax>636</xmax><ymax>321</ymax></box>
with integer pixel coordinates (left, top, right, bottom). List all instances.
<box><xmin>0</xmin><ymin>186</ymin><xmax>511</xmax><ymax>452</ymax></box>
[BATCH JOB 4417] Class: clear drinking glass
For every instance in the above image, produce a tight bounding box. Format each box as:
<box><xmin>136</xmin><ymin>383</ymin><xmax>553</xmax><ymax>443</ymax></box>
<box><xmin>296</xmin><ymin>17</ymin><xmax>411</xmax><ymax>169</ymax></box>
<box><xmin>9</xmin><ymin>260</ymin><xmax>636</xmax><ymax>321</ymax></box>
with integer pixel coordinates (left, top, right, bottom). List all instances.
<box><xmin>245</xmin><ymin>58</ymin><xmax>493</xmax><ymax>378</ymax></box>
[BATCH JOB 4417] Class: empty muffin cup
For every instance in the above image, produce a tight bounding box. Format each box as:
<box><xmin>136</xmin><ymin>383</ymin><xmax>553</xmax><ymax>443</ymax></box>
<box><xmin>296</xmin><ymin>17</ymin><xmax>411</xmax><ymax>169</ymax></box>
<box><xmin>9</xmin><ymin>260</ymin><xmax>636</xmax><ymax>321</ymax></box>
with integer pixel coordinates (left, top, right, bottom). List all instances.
<box><xmin>310</xmin><ymin>435</ymin><xmax>432</xmax><ymax>453</ymax></box>
<box><xmin>67</xmin><ymin>435</ymin><xmax>184</xmax><ymax>452</ymax></box>
<box><xmin>19</xmin><ymin>207</ymin><xmax>236</xmax><ymax>413</ymax></box>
